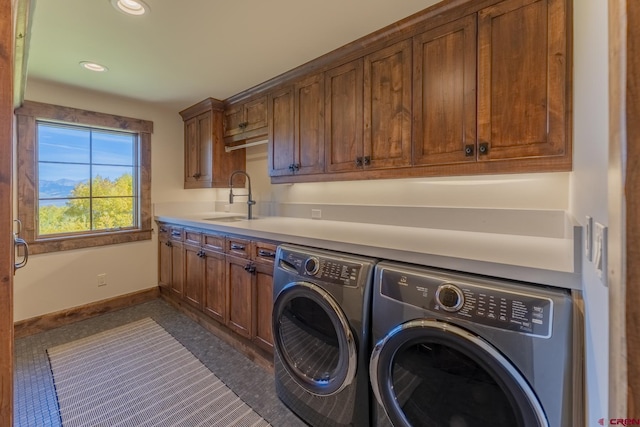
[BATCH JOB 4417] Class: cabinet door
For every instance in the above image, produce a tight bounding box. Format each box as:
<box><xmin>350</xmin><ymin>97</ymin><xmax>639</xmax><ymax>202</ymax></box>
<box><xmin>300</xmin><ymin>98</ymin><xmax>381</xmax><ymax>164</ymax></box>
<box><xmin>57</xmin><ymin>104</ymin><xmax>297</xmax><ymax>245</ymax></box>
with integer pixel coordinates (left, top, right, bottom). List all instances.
<box><xmin>253</xmin><ymin>262</ymin><xmax>274</xmax><ymax>353</ymax></box>
<box><xmin>226</xmin><ymin>255</ymin><xmax>253</xmax><ymax>339</ymax></box>
<box><xmin>203</xmin><ymin>248</ymin><xmax>226</xmax><ymax>323</ymax></box>
<box><xmin>325</xmin><ymin>59</ymin><xmax>364</xmax><ymax>173</ymax></box>
<box><xmin>364</xmin><ymin>40</ymin><xmax>412</xmax><ymax>169</ymax></box>
<box><xmin>223</xmin><ymin>103</ymin><xmax>244</xmax><ymax>137</ymax></box>
<box><xmin>244</xmin><ymin>96</ymin><xmax>268</xmax><ymax>133</ymax></box>
<box><xmin>413</xmin><ymin>15</ymin><xmax>477</xmax><ymax>166</ymax></box>
<box><xmin>170</xmin><ymin>240</ymin><xmax>184</xmax><ymax>297</ymax></box>
<box><xmin>477</xmin><ymin>0</ymin><xmax>568</xmax><ymax>161</ymax></box>
<box><xmin>295</xmin><ymin>73</ymin><xmax>325</xmax><ymax>175</ymax></box>
<box><xmin>184</xmin><ymin>243</ymin><xmax>204</xmax><ymax>309</ymax></box>
<box><xmin>268</xmin><ymin>87</ymin><xmax>295</xmax><ymax>177</ymax></box>
<box><xmin>184</xmin><ymin>112</ymin><xmax>213</xmax><ymax>187</ymax></box>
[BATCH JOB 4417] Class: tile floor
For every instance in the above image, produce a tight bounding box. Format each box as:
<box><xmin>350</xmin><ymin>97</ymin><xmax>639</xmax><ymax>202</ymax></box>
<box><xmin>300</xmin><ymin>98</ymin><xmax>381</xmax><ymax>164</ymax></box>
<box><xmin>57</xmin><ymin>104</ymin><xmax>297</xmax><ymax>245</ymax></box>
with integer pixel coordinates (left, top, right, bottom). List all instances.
<box><xmin>14</xmin><ymin>299</ymin><xmax>306</xmax><ymax>427</ymax></box>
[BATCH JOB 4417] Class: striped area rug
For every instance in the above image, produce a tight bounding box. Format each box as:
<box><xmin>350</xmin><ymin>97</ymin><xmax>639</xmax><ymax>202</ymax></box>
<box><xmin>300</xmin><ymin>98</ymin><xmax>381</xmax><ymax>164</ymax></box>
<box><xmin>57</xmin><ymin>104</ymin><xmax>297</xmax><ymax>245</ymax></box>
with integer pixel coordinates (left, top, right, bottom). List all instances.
<box><xmin>47</xmin><ymin>318</ymin><xmax>271</xmax><ymax>427</ymax></box>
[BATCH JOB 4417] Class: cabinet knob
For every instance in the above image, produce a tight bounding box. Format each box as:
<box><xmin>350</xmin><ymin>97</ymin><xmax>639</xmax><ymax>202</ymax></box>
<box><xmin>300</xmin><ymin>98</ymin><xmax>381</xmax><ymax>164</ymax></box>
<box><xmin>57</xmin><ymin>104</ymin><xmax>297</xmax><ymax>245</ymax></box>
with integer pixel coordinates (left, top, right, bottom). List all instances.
<box><xmin>244</xmin><ymin>263</ymin><xmax>256</xmax><ymax>273</ymax></box>
<box><xmin>355</xmin><ymin>157</ymin><xmax>363</xmax><ymax>167</ymax></box>
<box><xmin>363</xmin><ymin>156</ymin><xmax>370</xmax><ymax>166</ymax></box>
<box><xmin>465</xmin><ymin>145</ymin><xmax>474</xmax><ymax>157</ymax></box>
<box><xmin>293</xmin><ymin>163</ymin><xmax>300</xmax><ymax>171</ymax></box>
<box><xmin>165</xmin><ymin>241</ymin><xmax>172</xmax><ymax>247</ymax></box>
<box><xmin>192</xmin><ymin>172</ymin><xmax>201</xmax><ymax>179</ymax></box>
<box><xmin>479</xmin><ymin>143</ymin><xmax>489</xmax><ymax>155</ymax></box>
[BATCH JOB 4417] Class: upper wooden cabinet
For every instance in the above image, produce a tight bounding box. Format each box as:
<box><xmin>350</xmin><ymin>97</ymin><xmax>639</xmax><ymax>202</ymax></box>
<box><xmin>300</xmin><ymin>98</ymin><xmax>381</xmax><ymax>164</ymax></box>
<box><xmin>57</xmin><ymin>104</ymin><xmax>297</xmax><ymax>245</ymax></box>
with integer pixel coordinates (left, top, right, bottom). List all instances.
<box><xmin>477</xmin><ymin>0</ymin><xmax>569</xmax><ymax>163</ymax></box>
<box><xmin>223</xmin><ymin>96</ymin><xmax>268</xmax><ymax>143</ymax></box>
<box><xmin>413</xmin><ymin>15</ymin><xmax>477</xmax><ymax>166</ymax></box>
<box><xmin>364</xmin><ymin>39</ymin><xmax>412</xmax><ymax>170</ymax></box>
<box><xmin>325</xmin><ymin>59</ymin><xmax>364</xmax><ymax>173</ymax></box>
<box><xmin>268</xmin><ymin>73</ymin><xmax>325</xmax><ymax>177</ymax></box>
<box><xmin>251</xmin><ymin>0</ymin><xmax>571</xmax><ymax>182</ymax></box>
<box><xmin>180</xmin><ymin>98</ymin><xmax>245</xmax><ymax>189</ymax></box>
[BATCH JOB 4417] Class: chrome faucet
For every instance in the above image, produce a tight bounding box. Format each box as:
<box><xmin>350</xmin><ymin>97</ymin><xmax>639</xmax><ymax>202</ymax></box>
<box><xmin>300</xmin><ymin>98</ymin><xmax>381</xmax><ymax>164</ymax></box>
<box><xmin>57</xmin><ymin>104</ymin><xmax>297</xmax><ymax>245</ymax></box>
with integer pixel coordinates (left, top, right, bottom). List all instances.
<box><xmin>228</xmin><ymin>171</ymin><xmax>256</xmax><ymax>220</ymax></box>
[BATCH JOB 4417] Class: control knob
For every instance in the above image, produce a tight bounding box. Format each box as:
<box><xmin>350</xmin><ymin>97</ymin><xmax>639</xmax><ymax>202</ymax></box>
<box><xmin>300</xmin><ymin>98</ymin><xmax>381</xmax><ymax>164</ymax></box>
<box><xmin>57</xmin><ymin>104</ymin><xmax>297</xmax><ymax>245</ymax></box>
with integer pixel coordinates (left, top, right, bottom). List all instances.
<box><xmin>304</xmin><ymin>256</ymin><xmax>320</xmax><ymax>276</ymax></box>
<box><xmin>436</xmin><ymin>283</ymin><xmax>464</xmax><ymax>312</ymax></box>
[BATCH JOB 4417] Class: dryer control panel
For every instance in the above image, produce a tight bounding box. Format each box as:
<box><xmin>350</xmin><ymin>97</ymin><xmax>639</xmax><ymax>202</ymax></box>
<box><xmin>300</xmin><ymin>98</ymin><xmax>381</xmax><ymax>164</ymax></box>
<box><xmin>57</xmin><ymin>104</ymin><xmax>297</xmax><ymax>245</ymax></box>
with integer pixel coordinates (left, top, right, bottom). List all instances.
<box><xmin>279</xmin><ymin>250</ymin><xmax>366</xmax><ymax>288</ymax></box>
<box><xmin>379</xmin><ymin>268</ymin><xmax>554</xmax><ymax>338</ymax></box>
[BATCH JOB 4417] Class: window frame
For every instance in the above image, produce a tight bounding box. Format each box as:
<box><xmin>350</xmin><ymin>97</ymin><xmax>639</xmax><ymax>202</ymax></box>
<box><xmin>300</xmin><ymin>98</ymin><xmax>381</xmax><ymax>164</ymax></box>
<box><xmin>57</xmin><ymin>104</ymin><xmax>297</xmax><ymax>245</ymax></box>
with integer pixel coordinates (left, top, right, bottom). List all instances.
<box><xmin>16</xmin><ymin>101</ymin><xmax>153</xmax><ymax>254</ymax></box>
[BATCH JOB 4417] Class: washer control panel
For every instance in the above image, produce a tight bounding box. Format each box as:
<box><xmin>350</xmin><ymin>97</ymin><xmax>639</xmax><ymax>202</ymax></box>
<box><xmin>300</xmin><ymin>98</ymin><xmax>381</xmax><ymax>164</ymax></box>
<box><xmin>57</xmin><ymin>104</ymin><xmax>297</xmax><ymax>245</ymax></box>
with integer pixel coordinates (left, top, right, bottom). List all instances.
<box><xmin>282</xmin><ymin>252</ymin><xmax>363</xmax><ymax>288</ymax></box>
<box><xmin>380</xmin><ymin>268</ymin><xmax>554</xmax><ymax>338</ymax></box>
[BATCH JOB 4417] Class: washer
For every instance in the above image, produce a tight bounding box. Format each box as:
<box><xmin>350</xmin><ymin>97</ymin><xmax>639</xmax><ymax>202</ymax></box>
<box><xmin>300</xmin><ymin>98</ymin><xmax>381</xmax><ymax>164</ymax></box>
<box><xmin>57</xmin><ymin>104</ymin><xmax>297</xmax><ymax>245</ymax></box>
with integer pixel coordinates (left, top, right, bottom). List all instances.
<box><xmin>369</xmin><ymin>261</ymin><xmax>576</xmax><ymax>427</ymax></box>
<box><xmin>272</xmin><ymin>244</ymin><xmax>376</xmax><ymax>427</ymax></box>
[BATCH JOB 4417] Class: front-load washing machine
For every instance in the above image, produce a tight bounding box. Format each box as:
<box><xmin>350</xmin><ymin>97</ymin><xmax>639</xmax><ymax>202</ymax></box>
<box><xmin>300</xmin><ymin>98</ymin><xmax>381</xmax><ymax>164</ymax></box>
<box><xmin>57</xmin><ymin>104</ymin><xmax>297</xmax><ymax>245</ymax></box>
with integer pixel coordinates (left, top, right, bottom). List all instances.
<box><xmin>272</xmin><ymin>244</ymin><xmax>376</xmax><ymax>427</ymax></box>
<box><xmin>369</xmin><ymin>261</ymin><xmax>577</xmax><ymax>427</ymax></box>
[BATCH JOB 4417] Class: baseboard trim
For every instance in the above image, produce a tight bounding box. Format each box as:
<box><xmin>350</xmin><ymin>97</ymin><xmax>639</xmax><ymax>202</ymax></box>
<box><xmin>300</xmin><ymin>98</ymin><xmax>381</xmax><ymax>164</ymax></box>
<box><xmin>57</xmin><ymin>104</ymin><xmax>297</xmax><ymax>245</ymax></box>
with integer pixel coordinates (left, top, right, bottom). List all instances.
<box><xmin>14</xmin><ymin>287</ymin><xmax>160</xmax><ymax>338</ymax></box>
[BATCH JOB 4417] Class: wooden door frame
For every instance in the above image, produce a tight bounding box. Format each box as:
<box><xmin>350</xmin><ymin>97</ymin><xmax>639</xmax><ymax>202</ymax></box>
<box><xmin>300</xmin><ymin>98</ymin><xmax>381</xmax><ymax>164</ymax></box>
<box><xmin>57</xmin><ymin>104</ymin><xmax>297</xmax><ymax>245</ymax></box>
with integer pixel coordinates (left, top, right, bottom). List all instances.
<box><xmin>0</xmin><ymin>0</ymin><xmax>14</xmax><ymax>424</ymax></box>
<box><xmin>608</xmin><ymin>0</ymin><xmax>640</xmax><ymax>417</ymax></box>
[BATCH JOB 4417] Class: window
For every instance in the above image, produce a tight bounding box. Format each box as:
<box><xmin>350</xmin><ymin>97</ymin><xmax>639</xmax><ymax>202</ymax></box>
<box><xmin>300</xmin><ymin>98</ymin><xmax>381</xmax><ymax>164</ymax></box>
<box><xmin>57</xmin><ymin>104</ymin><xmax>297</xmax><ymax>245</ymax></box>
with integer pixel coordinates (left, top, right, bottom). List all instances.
<box><xmin>16</xmin><ymin>101</ymin><xmax>153</xmax><ymax>254</ymax></box>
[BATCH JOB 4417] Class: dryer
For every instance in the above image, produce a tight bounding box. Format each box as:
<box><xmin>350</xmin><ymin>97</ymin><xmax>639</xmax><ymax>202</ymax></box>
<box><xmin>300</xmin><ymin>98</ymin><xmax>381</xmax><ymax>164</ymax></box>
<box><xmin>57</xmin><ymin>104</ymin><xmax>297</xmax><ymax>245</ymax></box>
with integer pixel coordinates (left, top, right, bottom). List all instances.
<box><xmin>369</xmin><ymin>261</ymin><xmax>577</xmax><ymax>427</ymax></box>
<box><xmin>272</xmin><ymin>244</ymin><xmax>376</xmax><ymax>427</ymax></box>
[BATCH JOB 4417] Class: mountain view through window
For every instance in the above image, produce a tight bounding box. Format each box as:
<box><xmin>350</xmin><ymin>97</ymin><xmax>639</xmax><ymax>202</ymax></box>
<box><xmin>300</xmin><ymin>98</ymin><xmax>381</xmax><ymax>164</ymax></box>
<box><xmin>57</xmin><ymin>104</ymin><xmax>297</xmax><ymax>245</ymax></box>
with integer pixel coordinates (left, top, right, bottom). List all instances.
<box><xmin>37</xmin><ymin>122</ymin><xmax>138</xmax><ymax>236</ymax></box>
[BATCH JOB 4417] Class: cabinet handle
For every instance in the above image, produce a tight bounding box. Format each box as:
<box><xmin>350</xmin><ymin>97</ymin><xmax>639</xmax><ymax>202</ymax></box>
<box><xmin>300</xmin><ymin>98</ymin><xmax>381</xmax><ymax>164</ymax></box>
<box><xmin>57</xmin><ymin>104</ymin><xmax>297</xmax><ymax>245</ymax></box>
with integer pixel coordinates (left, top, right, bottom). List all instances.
<box><xmin>239</xmin><ymin>122</ymin><xmax>248</xmax><ymax>130</ymax></box>
<box><xmin>244</xmin><ymin>263</ymin><xmax>256</xmax><ymax>273</ymax></box>
<box><xmin>160</xmin><ymin>227</ymin><xmax>168</xmax><ymax>233</ymax></box>
<box><xmin>363</xmin><ymin>156</ymin><xmax>370</xmax><ymax>166</ymax></box>
<box><xmin>293</xmin><ymin>163</ymin><xmax>300</xmax><ymax>171</ymax></box>
<box><xmin>479</xmin><ymin>143</ymin><xmax>489</xmax><ymax>155</ymax></box>
<box><xmin>192</xmin><ymin>172</ymin><xmax>201</xmax><ymax>179</ymax></box>
<box><xmin>165</xmin><ymin>241</ymin><xmax>173</xmax><ymax>247</ymax></box>
<box><xmin>465</xmin><ymin>145</ymin><xmax>474</xmax><ymax>157</ymax></box>
<box><xmin>355</xmin><ymin>157</ymin><xmax>363</xmax><ymax>167</ymax></box>
<box><xmin>230</xmin><ymin>243</ymin><xmax>246</xmax><ymax>251</ymax></box>
<box><xmin>171</xmin><ymin>231</ymin><xmax>181</xmax><ymax>237</ymax></box>
<box><xmin>258</xmin><ymin>249</ymin><xmax>276</xmax><ymax>258</ymax></box>
<box><xmin>288</xmin><ymin>164</ymin><xmax>295</xmax><ymax>173</ymax></box>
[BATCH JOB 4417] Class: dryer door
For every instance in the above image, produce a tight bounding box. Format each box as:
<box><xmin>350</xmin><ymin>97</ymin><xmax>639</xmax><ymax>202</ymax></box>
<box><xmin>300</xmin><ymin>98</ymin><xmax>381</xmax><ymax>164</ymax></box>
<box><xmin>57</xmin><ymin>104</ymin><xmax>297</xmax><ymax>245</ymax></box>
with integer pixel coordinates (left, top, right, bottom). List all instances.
<box><xmin>272</xmin><ymin>281</ymin><xmax>357</xmax><ymax>396</ymax></box>
<box><xmin>370</xmin><ymin>319</ymin><xmax>548</xmax><ymax>427</ymax></box>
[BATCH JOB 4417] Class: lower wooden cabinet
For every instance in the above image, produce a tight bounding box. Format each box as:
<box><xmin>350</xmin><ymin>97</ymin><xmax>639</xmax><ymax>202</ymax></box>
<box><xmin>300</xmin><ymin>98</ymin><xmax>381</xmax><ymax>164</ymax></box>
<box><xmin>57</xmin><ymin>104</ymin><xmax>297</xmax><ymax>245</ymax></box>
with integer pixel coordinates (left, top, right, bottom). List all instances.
<box><xmin>226</xmin><ymin>254</ymin><xmax>254</xmax><ymax>339</ymax></box>
<box><xmin>157</xmin><ymin>222</ymin><xmax>276</xmax><ymax>355</ymax></box>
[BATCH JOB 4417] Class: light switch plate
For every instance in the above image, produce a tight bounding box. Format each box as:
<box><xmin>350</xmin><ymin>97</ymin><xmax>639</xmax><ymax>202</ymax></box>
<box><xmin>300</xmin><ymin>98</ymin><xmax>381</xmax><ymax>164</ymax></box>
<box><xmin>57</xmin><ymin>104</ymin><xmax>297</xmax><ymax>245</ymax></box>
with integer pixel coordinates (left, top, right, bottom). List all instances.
<box><xmin>584</xmin><ymin>216</ymin><xmax>593</xmax><ymax>261</ymax></box>
<box><xmin>594</xmin><ymin>222</ymin><xmax>607</xmax><ymax>286</ymax></box>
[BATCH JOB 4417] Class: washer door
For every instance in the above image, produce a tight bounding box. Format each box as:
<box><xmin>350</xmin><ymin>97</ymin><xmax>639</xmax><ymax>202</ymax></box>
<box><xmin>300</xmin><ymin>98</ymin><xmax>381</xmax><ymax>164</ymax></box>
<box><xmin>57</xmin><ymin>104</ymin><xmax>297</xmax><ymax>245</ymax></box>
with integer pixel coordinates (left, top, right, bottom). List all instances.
<box><xmin>370</xmin><ymin>319</ymin><xmax>548</xmax><ymax>427</ymax></box>
<box><xmin>272</xmin><ymin>281</ymin><xmax>357</xmax><ymax>396</ymax></box>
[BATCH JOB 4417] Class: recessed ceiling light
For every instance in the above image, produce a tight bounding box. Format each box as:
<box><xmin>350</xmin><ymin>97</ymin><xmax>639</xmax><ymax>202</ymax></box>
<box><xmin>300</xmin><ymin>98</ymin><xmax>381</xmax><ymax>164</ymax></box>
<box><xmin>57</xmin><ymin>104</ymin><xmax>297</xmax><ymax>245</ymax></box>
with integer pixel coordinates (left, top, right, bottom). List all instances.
<box><xmin>79</xmin><ymin>61</ymin><xmax>108</xmax><ymax>72</ymax></box>
<box><xmin>110</xmin><ymin>0</ymin><xmax>149</xmax><ymax>16</ymax></box>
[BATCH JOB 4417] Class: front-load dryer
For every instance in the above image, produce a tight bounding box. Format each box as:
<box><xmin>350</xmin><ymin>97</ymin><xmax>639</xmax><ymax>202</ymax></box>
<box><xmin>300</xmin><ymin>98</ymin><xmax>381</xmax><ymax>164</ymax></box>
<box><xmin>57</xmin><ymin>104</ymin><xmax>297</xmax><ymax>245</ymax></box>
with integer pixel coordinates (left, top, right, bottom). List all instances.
<box><xmin>369</xmin><ymin>261</ymin><xmax>578</xmax><ymax>427</ymax></box>
<box><xmin>272</xmin><ymin>244</ymin><xmax>376</xmax><ymax>427</ymax></box>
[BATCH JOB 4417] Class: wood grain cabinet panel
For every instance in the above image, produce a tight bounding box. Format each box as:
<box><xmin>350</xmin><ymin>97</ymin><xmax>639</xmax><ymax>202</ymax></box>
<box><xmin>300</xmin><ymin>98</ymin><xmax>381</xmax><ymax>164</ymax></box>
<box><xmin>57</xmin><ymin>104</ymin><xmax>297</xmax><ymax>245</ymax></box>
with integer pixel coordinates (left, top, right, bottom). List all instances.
<box><xmin>413</xmin><ymin>15</ymin><xmax>477</xmax><ymax>166</ymax></box>
<box><xmin>269</xmin><ymin>73</ymin><xmax>325</xmax><ymax>177</ymax></box>
<box><xmin>226</xmin><ymin>255</ymin><xmax>253</xmax><ymax>339</ymax></box>
<box><xmin>180</xmin><ymin>98</ymin><xmax>245</xmax><ymax>188</ymax></box>
<box><xmin>224</xmin><ymin>96</ymin><xmax>268</xmax><ymax>141</ymax></box>
<box><xmin>364</xmin><ymin>39</ymin><xmax>412</xmax><ymax>169</ymax></box>
<box><xmin>477</xmin><ymin>0</ymin><xmax>569</xmax><ymax>162</ymax></box>
<box><xmin>184</xmin><ymin>243</ymin><xmax>204</xmax><ymax>309</ymax></box>
<box><xmin>170</xmin><ymin>240</ymin><xmax>184</xmax><ymax>298</ymax></box>
<box><xmin>325</xmin><ymin>59</ymin><xmax>364</xmax><ymax>173</ymax></box>
<box><xmin>253</xmin><ymin>262</ymin><xmax>274</xmax><ymax>352</ymax></box>
<box><xmin>203</xmin><ymin>247</ymin><xmax>226</xmax><ymax>323</ymax></box>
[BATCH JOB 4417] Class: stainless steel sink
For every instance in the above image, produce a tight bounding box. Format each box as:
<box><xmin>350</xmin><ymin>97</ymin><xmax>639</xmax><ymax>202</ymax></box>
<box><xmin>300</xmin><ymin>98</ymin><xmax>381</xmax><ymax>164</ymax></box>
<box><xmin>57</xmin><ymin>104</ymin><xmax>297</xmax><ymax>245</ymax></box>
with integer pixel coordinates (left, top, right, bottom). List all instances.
<box><xmin>202</xmin><ymin>215</ymin><xmax>256</xmax><ymax>222</ymax></box>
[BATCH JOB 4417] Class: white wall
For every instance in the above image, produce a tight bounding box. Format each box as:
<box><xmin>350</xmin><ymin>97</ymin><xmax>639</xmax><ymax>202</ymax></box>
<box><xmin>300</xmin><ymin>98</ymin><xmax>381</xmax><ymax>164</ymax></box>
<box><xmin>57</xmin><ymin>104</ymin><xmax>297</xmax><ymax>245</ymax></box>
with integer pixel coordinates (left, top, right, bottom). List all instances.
<box><xmin>13</xmin><ymin>79</ymin><xmax>215</xmax><ymax>321</ymax></box>
<box><xmin>570</xmin><ymin>0</ymin><xmax>610</xmax><ymax>422</ymax></box>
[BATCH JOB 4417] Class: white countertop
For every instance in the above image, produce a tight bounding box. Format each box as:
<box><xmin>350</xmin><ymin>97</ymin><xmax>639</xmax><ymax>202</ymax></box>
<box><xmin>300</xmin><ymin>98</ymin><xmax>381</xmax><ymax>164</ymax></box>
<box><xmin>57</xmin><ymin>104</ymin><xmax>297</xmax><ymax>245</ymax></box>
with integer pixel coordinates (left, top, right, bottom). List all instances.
<box><xmin>154</xmin><ymin>212</ymin><xmax>582</xmax><ymax>290</ymax></box>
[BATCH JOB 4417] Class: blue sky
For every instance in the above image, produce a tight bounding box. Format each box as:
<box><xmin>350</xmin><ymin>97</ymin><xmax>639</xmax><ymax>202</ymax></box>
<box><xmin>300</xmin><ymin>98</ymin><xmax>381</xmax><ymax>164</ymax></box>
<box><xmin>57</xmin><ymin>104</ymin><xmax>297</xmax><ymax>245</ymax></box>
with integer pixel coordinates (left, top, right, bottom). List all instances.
<box><xmin>38</xmin><ymin>122</ymin><xmax>136</xmax><ymax>182</ymax></box>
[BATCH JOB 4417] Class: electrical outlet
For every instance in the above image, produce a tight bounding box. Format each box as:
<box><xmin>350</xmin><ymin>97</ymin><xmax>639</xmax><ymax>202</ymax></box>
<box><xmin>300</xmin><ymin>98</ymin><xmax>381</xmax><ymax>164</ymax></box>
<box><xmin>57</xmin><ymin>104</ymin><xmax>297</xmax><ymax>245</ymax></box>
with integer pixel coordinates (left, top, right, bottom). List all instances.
<box><xmin>97</xmin><ymin>273</ymin><xmax>107</xmax><ymax>287</ymax></box>
<box><xmin>311</xmin><ymin>209</ymin><xmax>322</xmax><ymax>219</ymax></box>
<box><xmin>594</xmin><ymin>222</ymin><xmax>607</xmax><ymax>286</ymax></box>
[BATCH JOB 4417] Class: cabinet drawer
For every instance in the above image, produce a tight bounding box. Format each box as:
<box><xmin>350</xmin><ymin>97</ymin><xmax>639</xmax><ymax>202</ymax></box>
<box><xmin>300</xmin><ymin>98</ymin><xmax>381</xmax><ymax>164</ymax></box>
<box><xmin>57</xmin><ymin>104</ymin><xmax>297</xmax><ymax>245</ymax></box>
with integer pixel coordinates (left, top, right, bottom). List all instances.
<box><xmin>168</xmin><ymin>226</ymin><xmax>184</xmax><ymax>241</ymax></box>
<box><xmin>184</xmin><ymin>229</ymin><xmax>202</xmax><ymax>246</ymax></box>
<box><xmin>226</xmin><ymin>236</ymin><xmax>251</xmax><ymax>258</ymax></box>
<box><xmin>202</xmin><ymin>232</ymin><xmax>225</xmax><ymax>252</ymax></box>
<box><xmin>157</xmin><ymin>223</ymin><xmax>170</xmax><ymax>240</ymax></box>
<box><xmin>252</xmin><ymin>241</ymin><xmax>277</xmax><ymax>265</ymax></box>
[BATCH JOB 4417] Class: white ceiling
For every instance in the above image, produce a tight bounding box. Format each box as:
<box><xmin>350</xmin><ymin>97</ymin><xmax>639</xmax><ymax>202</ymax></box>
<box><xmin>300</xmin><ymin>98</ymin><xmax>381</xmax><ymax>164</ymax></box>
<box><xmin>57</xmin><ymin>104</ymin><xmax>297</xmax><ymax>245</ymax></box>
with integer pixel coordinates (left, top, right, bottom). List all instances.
<box><xmin>27</xmin><ymin>0</ymin><xmax>440</xmax><ymax>112</ymax></box>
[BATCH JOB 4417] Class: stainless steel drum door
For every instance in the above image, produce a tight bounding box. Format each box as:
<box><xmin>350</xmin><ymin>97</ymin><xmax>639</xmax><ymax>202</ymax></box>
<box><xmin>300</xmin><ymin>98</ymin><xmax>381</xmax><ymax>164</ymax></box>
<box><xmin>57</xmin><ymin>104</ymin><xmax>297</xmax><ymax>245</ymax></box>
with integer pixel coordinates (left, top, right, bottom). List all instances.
<box><xmin>370</xmin><ymin>320</ymin><xmax>549</xmax><ymax>427</ymax></box>
<box><xmin>273</xmin><ymin>281</ymin><xmax>357</xmax><ymax>396</ymax></box>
